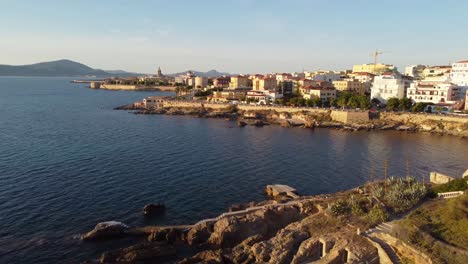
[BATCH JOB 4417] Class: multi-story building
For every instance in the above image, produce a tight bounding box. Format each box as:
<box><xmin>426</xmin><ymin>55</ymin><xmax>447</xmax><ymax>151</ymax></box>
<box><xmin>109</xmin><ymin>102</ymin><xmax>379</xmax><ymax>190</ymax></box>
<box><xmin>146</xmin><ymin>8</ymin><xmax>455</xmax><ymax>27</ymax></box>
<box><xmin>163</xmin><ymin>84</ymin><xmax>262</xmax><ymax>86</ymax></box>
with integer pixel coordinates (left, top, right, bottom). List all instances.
<box><xmin>352</xmin><ymin>63</ymin><xmax>395</xmax><ymax>75</ymax></box>
<box><xmin>277</xmin><ymin>80</ymin><xmax>294</xmax><ymax>95</ymax></box>
<box><xmin>404</xmin><ymin>65</ymin><xmax>426</xmax><ymax>79</ymax></box>
<box><xmin>275</xmin><ymin>73</ymin><xmax>293</xmax><ymax>82</ymax></box>
<box><xmin>252</xmin><ymin>77</ymin><xmax>277</xmax><ymax>91</ymax></box>
<box><xmin>213</xmin><ymin>76</ymin><xmax>230</xmax><ymax>88</ymax></box>
<box><xmin>229</xmin><ymin>75</ymin><xmax>250</xmax><ymax>88</ymax></box>
<box><xmin>332</xmin><ymin>79</ymin><xmax>367</xmax><ymax>95</ymax></box>
<box><xmin>465</xmin><ymin>90</ymin><xmax>468</xmax><ymax>110</ymax></box>
<box><xmin>422</xmin><ymin>66</ymin><xmax>451</xmax><ymax>82</ymax></box>
<box><xmin>305</xmin><ymin>70</ymin><xmax>342</xmax><ymax>82</ymax></box>
<box><xmin>450</xmin><ymin>60</ymin><xmax>468</xmax><ymax>97</ymax></box>
<box><xmin>350</xmin><ymin>72</ymin><xmax>375</xmax><ymax>83</ymax></box>
<box><xmin>302</xmin><ymin>86</ymin><xmax>337</xmax><ymax>102</ymax></box>
<box><xmin>407</xmin><ymin>81</ymin><xmax>459</xmax><ymax>104</ymax></box>
<box><xmin>207</xmin><ymin>88</ymin><xmax>250</xmax><ymax>102</ymax></box>
<box><xmin>194</xmin><ymin>76</ymin><xmax>208</xmax><ymax>88</ymax></box>
<box><xmin>370</xmin><ymin>73</ymin><xmax>407</xmax><ymax>103</ymax></box>
<box><xmin>246</xmin><ymin>90</ymin><xmax>283</xmax><ymax>104</ymax></box>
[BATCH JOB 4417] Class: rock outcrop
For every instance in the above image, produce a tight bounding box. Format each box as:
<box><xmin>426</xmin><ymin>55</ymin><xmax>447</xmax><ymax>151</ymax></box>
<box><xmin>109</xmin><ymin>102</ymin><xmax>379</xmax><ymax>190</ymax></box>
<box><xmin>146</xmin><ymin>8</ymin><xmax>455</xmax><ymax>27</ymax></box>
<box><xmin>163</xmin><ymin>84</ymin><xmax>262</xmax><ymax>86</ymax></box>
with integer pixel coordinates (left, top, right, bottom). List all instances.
<box><xmin>81</xmin><ymin>221</ymin><xmax>129</xmax><ymax>241</ymax></box>
<box><xmin>99</xmin><ymin>242</ymin><xmax>176</xmax><ymax>263</ymax></box>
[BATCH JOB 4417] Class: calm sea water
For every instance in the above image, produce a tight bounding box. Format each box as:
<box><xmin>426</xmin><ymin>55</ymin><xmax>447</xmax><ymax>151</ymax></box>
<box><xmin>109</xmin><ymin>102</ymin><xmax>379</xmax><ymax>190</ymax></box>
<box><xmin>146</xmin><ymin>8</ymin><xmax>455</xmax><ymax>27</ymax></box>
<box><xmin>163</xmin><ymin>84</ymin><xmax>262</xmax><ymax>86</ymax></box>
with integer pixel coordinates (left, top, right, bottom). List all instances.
<box><xmin>0</xmin><ymin>77</ymin><xmax>467</xmax><ymax>263</ymax></box>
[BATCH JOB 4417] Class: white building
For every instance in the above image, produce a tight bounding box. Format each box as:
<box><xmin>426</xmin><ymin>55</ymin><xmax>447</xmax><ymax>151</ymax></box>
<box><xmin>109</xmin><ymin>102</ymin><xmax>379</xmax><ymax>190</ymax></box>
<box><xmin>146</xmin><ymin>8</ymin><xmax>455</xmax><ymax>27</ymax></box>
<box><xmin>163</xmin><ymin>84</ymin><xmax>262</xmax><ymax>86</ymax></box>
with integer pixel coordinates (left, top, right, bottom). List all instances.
<box><xmin>194</xmin><ymin>76</ymin><xmax>208</xmax><ymax>88</ymax></box>
<box><xmin>407</xmin><ymin>81</ymin><xmax>459</xmax><ymax>104</ymax></box>
<box><xmin>370</xmin><ymin>73</ymin><xmax>407</xmax><ymax>103</ymax></box>
<box><xmin>305</xmin><ymin>70</ymin><xmax>342</xmax><ymax>82</ymax></box>
<box><xmin>404</xmin><ymin>65</ymin><xmax>426</xmax><ymax>79</ymax></box>
<box><xmin>450</xmin><ymin>60</ymin><xmax>468</xmax><ymax>97</ymax></box>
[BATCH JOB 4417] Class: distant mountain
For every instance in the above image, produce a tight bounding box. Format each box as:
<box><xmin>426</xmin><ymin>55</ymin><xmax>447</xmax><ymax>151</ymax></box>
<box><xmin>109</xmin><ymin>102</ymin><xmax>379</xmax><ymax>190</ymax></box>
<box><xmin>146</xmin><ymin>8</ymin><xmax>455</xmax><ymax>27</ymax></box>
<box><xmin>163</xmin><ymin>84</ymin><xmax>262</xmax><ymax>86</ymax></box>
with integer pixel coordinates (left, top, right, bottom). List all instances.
<box><xmin>0</xmin><ymin>59</ymin><xmax>231</xmax><ymax>78</ymax></box>
<box><xmin>0</xmin><ymin>59</ymin><xmax>111</xmax><ymax>77</ymax></box>
<box><xmin>168</xmin><ymin>69</ymin><xmax>230</xmax><ymax>78</ymax></box>
<box><xmin>105</xmin><ymin>70</ymin><xmax>146</xmax><ymax>77</ymax></box>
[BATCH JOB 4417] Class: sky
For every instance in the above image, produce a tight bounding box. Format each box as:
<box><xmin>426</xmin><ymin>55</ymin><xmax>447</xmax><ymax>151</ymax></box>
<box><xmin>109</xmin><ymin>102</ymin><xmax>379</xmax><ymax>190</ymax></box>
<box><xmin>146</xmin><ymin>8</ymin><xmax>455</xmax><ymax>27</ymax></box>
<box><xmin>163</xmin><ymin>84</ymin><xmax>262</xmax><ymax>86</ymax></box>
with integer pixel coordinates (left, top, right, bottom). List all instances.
<box><xmin>1</xmin><ymin>0</ymin><xmax>467</xmax><ymax>74</ymax></box>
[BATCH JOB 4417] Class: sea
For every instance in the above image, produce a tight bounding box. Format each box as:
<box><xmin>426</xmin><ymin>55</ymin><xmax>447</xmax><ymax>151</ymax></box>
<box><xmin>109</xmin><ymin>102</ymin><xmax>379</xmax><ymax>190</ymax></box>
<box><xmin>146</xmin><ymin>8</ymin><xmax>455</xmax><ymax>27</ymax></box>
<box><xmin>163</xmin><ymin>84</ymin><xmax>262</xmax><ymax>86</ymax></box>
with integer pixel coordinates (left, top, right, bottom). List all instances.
<box><xmin>0</xmin><ymin>76</ymin><xmax>466</xmax><ymax>263</ymax></box>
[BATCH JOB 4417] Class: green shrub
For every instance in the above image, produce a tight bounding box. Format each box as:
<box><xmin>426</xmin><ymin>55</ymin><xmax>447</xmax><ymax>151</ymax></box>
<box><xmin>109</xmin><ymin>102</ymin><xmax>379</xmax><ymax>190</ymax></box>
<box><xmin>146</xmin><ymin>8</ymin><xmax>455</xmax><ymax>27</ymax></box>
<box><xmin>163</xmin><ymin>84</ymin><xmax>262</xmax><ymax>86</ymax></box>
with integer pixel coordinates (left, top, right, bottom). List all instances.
<box><xmin>432</xmin><ymin>178</ymin><xmax>468</xmax><ymax>193</ymax></box>
<box><xmin>365</xmin><ymin>204</ymin><xmax>390</xmax><ymax>226</ymax></box>
<box><xmin>330</xmin><ymin>200</ymin><xmax>351</xmax><ymax>216</ymax></box>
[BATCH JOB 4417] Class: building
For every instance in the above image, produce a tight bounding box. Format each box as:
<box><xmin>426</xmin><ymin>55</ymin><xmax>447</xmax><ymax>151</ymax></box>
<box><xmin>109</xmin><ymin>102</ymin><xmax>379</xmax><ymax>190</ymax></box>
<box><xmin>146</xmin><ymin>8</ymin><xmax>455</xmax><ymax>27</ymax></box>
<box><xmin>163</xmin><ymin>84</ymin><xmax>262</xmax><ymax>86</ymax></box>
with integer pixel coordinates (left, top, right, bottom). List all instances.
<box><xmin>246</xmin><ymin>90</ymin><xmax>283</xmax><ymax>104</ymax></box>
<box><xmin>194</xmin><ymin>76</ymin><xmax>208</xmax><ymax>88</ymax></box>
<box><xmin>422</xmin><ymin>66</ymin><xmax>451</xmax><ymax>82</ymax></box>
<box><xmin>450</xmin><ymin>60</ymin><xmax>468</xmax><ymax>98</ymax></box>
<box><xmin>407</xmin><ymin>81</ymin><xmax>459</xmax><ymax>104</ymax></box>
<box><xmin>213</xmin><ymin>76</ymin><xmax>230</xmax><ymax>88</ymax></box>
<box><xmin>252</xmin><ymin>77</ymin><xmax>277</xmax><ymax>91</ymax></box>
<box><xmin>277</xmin><ymin>80</ymin><xmax>294</xmax><ymax>95</ymax></box>
<box><xmin>275</xmin><ymin>73</ymin><xmax>293</xmax><ymax>82</ymax></box>
<box><xmin>302</xmin><ymin>86</ymin><xmax>337</xmax><ymax>102</ymax></box>
<box><xmin>350</xmin><ymin>72</ymin><xmax>375</xmax><ymax>83</ymax></box>
<box><xmin>229</xmin><ymin>75</ymin><xmax>250</xmax><ymax>88</ymax></box>
<box><xmin>143</xmin><ymin>96</ymin><xmax>171</xmax><ymax>109</ymax></box>
<box><xmin>466</xmin><ymin>90</ymin><xmax>468</xmax><ymax>110</ymax></box>
<box><xmin>404</xmin><ymin>65</ymin><xmax>426</xmax><ymax>79</ymax></box>
<box><xmin>352</xmin><ymin>63</ymin><xmax>395</xmax><ymax>75</ymax></box>
<box><xmin>305</xmin><ymin>70</ymin><xmax>342</xmax><ymax>82</ymax></box>
<box><xmin>370</xmin><ymin>73</ymin><xmax>407</xmax><ymax>103</ymax></box>
<box><xmin>207</xmin><ymin>87</ymin><xmax>250</xmax><ymax>103</ymax></box>
<box><xmin>246</xmin><ymin>91</ymin><xmax>267</xmax><ymax>104</ymax></box>
<box><xmin>174</xmin><ymin>71</ymin><xmax>196</xmax><ymax>85</ymax></box>
<box><xmin>332</xmin><ymin>79</ymin><xmax>367</xmax><ymax>95</ymax></box>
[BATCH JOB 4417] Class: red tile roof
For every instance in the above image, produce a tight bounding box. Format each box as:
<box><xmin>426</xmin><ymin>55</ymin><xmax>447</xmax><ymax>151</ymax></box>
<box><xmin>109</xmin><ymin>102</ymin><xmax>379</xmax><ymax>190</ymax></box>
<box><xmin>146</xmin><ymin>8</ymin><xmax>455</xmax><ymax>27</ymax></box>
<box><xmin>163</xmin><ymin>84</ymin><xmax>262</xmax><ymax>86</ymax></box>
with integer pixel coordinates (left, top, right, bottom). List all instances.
<box><xmin>456</xmin><ymin>60</ymin><xmax>468</xmax><ymax>63</ymax></box>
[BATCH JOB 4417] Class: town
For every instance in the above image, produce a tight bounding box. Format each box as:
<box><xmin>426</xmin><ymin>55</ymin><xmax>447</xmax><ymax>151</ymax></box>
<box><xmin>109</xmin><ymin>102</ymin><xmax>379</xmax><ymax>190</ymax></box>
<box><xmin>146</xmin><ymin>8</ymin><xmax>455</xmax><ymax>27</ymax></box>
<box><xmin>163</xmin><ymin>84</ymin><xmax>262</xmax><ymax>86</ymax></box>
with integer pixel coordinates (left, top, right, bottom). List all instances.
<box><xmin>93</xmin><ymin>56</ymin><xmax>468</xmax><ymax>115</ymax></box>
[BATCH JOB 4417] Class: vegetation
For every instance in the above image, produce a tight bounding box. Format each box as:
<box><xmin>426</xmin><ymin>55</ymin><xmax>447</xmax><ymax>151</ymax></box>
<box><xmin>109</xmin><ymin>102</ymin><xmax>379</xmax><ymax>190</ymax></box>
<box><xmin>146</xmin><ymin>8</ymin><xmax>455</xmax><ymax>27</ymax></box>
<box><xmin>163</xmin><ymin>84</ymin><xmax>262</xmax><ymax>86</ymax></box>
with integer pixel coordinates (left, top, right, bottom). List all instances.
<box><xmin>365</xmin><ymin>204</ymin><xmax>390</xmax><ymax>226</ymax></box>
<box><xmin>411</xmin><ymin>102</ymin><xmax>431</xmax><ymax>113</ymax></box>
<box><xmin>330</xmin><ymin>200</ymin><xmax>351</xmax><ymax>216</ymax></box>
<box><xmin>393</xmin><ymin>193</ymin><xmax>468</xmax><ymax>263</ymax></box>
<box><xmin>383</xmin><ymin>177</ymin><xmax>427</xmax><ymax>213</ymax></box>
<box><xmin>431</xmin><ymin>177</ymin><xmax>468</xmax><ymax>193</ymax></box>
<box><xmin>335</xmin><ymin>92</ymin><xmax>371</xmax><ymax>109</ymax></box>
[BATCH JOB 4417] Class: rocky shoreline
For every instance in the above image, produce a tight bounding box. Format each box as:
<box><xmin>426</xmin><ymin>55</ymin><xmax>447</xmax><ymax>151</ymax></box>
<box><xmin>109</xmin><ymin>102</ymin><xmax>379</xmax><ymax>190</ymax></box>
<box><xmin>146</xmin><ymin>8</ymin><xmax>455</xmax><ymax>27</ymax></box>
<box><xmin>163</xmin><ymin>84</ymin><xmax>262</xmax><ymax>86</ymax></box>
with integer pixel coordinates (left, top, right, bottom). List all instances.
<box><xmin>114</xmin><ymin>104</ymin><xmax>468</xmax><ymax>138</ymax></box>
<box><xmin>81</xmin><ymin>178</ymin><xmax>436</xmax><ymax>263</ymax></box>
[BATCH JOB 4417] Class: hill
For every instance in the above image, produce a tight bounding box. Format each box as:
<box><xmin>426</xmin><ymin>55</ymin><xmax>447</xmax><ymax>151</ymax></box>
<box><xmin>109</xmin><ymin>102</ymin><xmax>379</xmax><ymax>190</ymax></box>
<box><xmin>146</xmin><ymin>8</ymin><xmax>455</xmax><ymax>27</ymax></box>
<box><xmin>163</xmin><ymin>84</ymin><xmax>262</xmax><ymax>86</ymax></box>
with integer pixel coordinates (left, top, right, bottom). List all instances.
<box><xmin>0</xmin><ymin>60</ymin><xmax>111</xmax><ymax>77</ymax></box>
<box><xmin>168</xmin><ymin>69</ymin><xmax>230</xmax><ymax>78</ymax></box>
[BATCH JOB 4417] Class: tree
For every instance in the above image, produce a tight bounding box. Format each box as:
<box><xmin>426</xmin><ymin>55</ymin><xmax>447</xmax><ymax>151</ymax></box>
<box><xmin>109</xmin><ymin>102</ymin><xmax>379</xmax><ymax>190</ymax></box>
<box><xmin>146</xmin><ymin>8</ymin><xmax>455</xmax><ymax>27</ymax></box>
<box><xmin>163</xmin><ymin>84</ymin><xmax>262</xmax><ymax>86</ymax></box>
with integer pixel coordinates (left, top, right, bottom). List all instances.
<box><xmin>399</xmin><ymin>98</ymin><xmax>413</xmax><ymax>111</ymax></box>
<box><xmin>311</xmin><ymin>97</ymin><xmax>322</xmax><ymax>107</ymax></box>
<box><xmin>386</xmin><ymin>98</ymin><xmax>400</xmax><ymax>111</ymax></box>
<box><xmin>358</xmin><ymin>96</ymin><xmax>371</xmax><ymax>109</ymax></box>
<box><xmin>347</xmin><ymin>96</ymin><xmax>360</xmax><ymax>109</ymax></box>
<box><xmin>411</xmin><ymin>102</ymin><xmax>429</xmax><ymax>113</ymax></box>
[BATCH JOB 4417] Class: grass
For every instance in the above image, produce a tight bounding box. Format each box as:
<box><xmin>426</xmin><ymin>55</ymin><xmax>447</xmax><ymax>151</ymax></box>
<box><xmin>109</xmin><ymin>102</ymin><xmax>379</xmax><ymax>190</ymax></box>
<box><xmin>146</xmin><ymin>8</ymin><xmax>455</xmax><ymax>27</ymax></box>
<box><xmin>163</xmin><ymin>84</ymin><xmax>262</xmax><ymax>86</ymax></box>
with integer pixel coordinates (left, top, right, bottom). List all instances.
<box><xmin>393</xmin><ymin>193</ymin><xmax>468</xmax><ymax>264</ymax></box>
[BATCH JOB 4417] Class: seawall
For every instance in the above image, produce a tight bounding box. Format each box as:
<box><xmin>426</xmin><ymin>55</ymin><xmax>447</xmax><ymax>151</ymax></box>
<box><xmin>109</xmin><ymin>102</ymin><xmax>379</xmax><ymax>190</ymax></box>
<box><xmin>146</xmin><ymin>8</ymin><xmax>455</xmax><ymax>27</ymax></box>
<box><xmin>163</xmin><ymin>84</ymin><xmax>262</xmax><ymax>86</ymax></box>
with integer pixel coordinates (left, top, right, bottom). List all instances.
<box><xmin>99</xmin><ymin>84</ymin><xmax>176</xmax><ymax>91</ymax></box>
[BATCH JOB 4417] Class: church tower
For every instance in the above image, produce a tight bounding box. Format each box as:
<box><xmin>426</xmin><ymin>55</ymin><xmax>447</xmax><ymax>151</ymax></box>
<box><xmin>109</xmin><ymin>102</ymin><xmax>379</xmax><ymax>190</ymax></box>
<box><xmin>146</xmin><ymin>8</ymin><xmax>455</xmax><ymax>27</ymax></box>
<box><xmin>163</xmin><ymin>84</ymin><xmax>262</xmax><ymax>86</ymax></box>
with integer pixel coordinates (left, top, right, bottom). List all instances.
<box><xmin>157</xmin><ymin>66</ymin><xmax>163</xmax><ymax>77</ymax></box>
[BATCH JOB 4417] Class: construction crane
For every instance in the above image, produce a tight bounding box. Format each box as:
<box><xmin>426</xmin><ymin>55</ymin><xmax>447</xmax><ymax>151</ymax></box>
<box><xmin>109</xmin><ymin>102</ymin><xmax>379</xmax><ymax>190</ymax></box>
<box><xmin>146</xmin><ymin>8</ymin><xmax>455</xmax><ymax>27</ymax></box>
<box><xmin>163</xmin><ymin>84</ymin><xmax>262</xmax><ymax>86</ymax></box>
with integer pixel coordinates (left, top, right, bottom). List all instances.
<box><xmin>371</xmin><ymin>50</ymin><xmax>385</xmax><ymax>73</ymax></box>
<box><xmin>372</xmin><ymin>50</ymin><xmax>385</xmax><ymax>66</ymax></box>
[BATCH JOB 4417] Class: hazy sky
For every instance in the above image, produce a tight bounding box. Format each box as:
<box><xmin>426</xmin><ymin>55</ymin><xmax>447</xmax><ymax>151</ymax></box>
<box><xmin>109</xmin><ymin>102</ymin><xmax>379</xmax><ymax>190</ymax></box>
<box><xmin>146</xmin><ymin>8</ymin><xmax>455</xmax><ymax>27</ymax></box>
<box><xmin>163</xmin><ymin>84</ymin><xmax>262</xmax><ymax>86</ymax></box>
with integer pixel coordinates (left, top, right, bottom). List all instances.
<box><xmin>1</xmin><ymin>0</ymin><xmax>467</xmax><ymax>74</ymax></box>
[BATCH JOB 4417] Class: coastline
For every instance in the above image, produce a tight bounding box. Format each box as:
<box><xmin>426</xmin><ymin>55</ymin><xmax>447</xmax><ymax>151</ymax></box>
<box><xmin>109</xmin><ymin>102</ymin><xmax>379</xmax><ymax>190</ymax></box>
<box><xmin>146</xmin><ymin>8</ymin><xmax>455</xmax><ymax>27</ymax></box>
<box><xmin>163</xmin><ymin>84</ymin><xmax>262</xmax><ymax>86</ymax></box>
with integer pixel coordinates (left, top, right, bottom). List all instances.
<box><xmin>82</xmin><ymin>179</ymin><xmax>447</xmax><ymax>264</ymax></box>
<box><xmin>114</xmin><ymin>103</ymin><xmax>468</xmax><ymax>138</ymax></box>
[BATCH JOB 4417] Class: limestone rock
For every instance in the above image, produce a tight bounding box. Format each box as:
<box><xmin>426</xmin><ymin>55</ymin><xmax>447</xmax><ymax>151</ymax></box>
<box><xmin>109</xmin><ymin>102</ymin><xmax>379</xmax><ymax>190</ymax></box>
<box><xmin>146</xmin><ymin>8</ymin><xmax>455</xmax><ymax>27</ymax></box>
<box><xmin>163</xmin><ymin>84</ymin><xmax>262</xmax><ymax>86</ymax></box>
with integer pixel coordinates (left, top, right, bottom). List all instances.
<box><xmin>81</xmin><ymin>221</ymin><xmax>129</xmax><ymax>241</ymax></box>
<box><xmin>177</xmin><ymin>249</ymin><xmax>224</xmax><ymax>264</ymax></box>
<box><xmin>99</xmin><ymin>242</ymin><xmax>176</xmax><ymax>263</ymax></box>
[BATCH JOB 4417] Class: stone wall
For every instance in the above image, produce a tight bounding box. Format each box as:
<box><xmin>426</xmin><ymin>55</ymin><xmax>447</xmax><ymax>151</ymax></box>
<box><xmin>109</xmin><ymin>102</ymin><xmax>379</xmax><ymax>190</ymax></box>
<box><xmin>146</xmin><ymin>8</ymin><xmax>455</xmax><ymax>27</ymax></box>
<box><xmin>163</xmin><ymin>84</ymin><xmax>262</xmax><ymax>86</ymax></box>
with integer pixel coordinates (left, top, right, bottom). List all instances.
<box><xmin>380</xmin><ymin>112</ymin><xmax>468</xmax><ymax>124</ymax></box>
<box><xmin>430</xmin><ymin>172</ymin><xmax>455</xmax><ymax>184</ymax></box>
<box><xmin>101</xmin><ymin>84</ymin><xmax>162</xmax><ymax>90</ymax></box>
<box><xmin>331</xmin><ymin>111</ymin><xmax>369</xmax><ymax>124</ymax></box>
